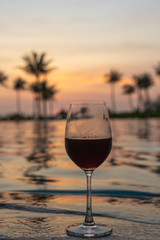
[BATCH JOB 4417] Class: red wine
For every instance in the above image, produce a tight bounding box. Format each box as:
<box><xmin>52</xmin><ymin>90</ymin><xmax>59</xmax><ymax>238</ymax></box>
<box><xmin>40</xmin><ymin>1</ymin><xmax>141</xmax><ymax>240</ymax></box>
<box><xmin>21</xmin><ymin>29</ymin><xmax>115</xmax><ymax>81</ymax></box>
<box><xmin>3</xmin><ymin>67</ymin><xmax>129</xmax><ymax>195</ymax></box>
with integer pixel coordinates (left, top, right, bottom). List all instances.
<box><xmin>65</xmin><ymin>137</ymin><xmax>112</xmax><ymax>170</ymax></box>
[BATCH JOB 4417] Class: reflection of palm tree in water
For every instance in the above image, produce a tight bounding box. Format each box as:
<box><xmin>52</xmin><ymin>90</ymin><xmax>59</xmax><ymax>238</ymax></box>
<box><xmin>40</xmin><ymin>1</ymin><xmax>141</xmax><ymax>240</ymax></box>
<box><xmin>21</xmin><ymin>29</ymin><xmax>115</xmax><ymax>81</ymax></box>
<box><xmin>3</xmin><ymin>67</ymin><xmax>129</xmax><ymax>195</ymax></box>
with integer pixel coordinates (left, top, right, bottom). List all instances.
<box><xmin>109</xmin><ymin>120</ymin><xmax>151</xmax><ymax>168</ymax></box>
<box><xmin>25</xmin><ymin>121</ymin><xmax>57</xmax><ymax>185</ymax></box>
<box><xmin>14</xmin><ymin>122</ymin><xmax>25</xmax><ymax>156</ymax></box>
<box><xmin>108</xmin><ymin>120</ymin><xmax>160</xmax><ymax>177</ymax></box>
<box><xmin>136</xmin><ymin>119</ymin><xmax>150</xmax><ymax>140</ymax></box>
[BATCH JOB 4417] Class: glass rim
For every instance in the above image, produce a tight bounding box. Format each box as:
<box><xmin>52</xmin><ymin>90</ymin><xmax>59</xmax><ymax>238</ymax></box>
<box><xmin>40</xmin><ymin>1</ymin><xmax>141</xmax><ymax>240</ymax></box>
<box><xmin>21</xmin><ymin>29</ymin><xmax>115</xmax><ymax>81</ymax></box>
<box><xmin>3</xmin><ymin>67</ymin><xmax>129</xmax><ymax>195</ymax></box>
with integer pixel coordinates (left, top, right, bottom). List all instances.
<box><xmin>69</xmin><ymin>100</ymin><xmax>107</xmax><ymax>105</ymax></box>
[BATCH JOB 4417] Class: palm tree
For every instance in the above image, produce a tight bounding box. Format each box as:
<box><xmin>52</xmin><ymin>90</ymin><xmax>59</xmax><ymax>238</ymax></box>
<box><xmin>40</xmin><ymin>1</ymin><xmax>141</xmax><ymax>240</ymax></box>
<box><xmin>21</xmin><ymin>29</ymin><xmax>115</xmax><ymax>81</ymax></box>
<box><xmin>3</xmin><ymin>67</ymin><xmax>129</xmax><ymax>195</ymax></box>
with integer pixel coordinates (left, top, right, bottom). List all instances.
<box><xmin>0</xmin><ymin>71</ymin><xmax>8</xmax><ymax>87</ymax></box>
<box><xmin>133</xmin><ymin>74</ymin><xmax>144</xmax><ymax>112</ymax></box>
<box><xmin>13</xmin><ymin>78</ymin><xmax>26</xmax><ymax>115</ymax></box>
<box><xmin>123</xmin><ymin>84</ymin><xmax>135</xmax><ymax>112</ymax></box>
<box><xmin>139</xmin><ymin>73</ymin><xmax>154</xmax><ymax>111</ymax></box>
<box><xmin>154</xmin><ymin>62</ymin><xmax>160</xmax><ymax>77</ymax></box>
<box><xmin>104</xmin><ymin>70</ymin><xmax>122</xmax><ymax>113</ymax></box>
<box><xmin>20</xmin><ymin>51</ymin><xmax>56</xmax><ymax>116</ymax></box>
<box><xmin>41</xmin><ymin>80</ymin><xmax>58</xmax><ymax>118</ymax></box>
<box><xmin>30</xmin><ymin>82</ymin><xmax>41</xmax><ymax>116</ymax></box>
<box><xmin>80</xmin><ymin>107</ymin><xmax>89</xmax><ymax>118</ymax></box>
<box><xmin>47</xmin><ymin>85</ymin><xmax>58</xmax><ymax>117</ymax></box>
<box><xmin>41</xmin><ymin>80</ymin><xmax>49</xmax><ymax>118</ymax></box>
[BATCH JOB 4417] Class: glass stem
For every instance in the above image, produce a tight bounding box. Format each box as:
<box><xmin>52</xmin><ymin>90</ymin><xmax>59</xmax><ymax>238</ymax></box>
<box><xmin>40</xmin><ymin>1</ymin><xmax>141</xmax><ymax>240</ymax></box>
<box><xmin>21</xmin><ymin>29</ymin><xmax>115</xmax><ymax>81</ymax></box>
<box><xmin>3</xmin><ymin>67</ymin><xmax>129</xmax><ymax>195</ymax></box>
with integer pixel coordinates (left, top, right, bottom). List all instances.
<box><xmin>84</xmin><ymin>170</ymin><xmax>95</xmax><ymax>226</ymax></box>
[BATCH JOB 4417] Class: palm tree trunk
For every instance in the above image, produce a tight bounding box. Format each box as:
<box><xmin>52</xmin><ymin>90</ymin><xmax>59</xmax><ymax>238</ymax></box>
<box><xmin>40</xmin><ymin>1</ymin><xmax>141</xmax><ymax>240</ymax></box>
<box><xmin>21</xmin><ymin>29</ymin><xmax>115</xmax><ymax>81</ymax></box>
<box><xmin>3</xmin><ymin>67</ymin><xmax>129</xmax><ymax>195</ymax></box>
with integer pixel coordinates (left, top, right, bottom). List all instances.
<box><xmin>37</xmin><ymin>77</ymin><xmax>41</xmax><ymax>117</ymax></box>
<box><xmin>137</xmin><ymin>89</ymin><xmax>143</xmax><ymax>112</ymax></box>
<box><xmin>49</xmin><ymin>99</ymin><xmax>54</xmax><ymax>117</ymax></box>
<box><xmin>137</xmin><ymin>89</ymin><xmax>140</xmax><ymax>112</ymax></box>
<box><xmin>32</xmin><ymin>94</ymin><xmax>36</xmax><ymax>116</ymax></box>
<box><xmin>16</xmin><ymin>90</ymin><xmax>21</xmax><ymax>115</ymax></box>
<box><xmin>128</xmin><ymin>95</ymin><xmax>134</xmax><ymax>112</ymax></box>
<box><xmin>111</xmin><ymin>84</ymin><xmax>116</xmax><ymax>113</ymax></box>
<box><xmin>43</xmin><ymin>100</ymin><xmax>46</xmax><ymax>119</ymax></box>
<box><xmin>145</xmin><ymin>88</ymin><xmax>151</xmax><ymax>111</ymax></box>
<box><xmin>36</xmin><ymin>94</ymin><xmax>39</xmax><ymax>117</ymax></box>
<box><xmin>46</xmin><ymin>100</ymin><xmax>48</xmax><ymax>118</ymax></box>
<box><xmin>36</xmin><ymin>90</ymin><xmax>41</xmax><ymax>117</ymax></box>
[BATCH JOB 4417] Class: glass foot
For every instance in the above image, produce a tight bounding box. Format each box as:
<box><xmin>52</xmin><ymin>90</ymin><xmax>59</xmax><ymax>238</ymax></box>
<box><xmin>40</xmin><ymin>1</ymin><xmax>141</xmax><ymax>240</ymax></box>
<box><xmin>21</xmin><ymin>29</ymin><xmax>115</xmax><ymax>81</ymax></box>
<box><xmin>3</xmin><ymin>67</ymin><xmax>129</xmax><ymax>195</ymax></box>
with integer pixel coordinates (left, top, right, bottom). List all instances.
<box><xmin>66</xmin><ymin>223</ymin><xmax>112</xmax><ymax>238</ymax></box>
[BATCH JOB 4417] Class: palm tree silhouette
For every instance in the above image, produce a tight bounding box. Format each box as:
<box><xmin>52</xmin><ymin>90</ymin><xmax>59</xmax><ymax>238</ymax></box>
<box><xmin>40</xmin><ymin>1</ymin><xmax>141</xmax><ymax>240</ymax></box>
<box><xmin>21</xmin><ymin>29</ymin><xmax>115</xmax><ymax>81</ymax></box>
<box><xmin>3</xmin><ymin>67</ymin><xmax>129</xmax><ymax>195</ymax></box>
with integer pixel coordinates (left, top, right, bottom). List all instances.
<box><xmin>47</xmin><ymin>84</ymin><xmax>58</xmax><ymax>117</ymax></box>
<box><xmin>20</xmin><ymin>51</ymin><xmax>56</xmax><ymax>117</ymax></box>
<box><xmin>41</xmin><ymin>80</ymin><xmax>49</xmax><ymax>118</ymax></box>
<box><xmin>133</xmin><ymin>74</ymin><xmax>144</xmax><ymax>112</ymax></box>
<box><xmin>0</xmin><ymin>71</ymin><xmax>8</xmax><ymax>87</ymax></box>
<box><xmin>13</xmin><ymin>77</ymin><xmax>26</xmax><ymax>115</ymax></box>
<box><xmin>123</xmin><ymin>84</ymin><xmax>135</xmax><ymax>112</ymax></box>
<box><xmin>30</xmin><ymin>82</ymin><xmax>41</xmax><ymax>116</ymax></box>
<box><xmin>133</xmin><ymin>73</ymin><xmax>154</xmax><ymax>111</ymax></box>
<box><xmin>139</xmin><ymin>73</ymin><xmax>154</xmax><ymax>111</ymax></box>
<box><xmin>41</xmin><ymin>80</ymin><xmax>58</xmax><ymax>118</ymax></box>
<box><xmin>104</xmin><ymin>70</ymin><xmax>122</xmax><ymax>113</ymax></box>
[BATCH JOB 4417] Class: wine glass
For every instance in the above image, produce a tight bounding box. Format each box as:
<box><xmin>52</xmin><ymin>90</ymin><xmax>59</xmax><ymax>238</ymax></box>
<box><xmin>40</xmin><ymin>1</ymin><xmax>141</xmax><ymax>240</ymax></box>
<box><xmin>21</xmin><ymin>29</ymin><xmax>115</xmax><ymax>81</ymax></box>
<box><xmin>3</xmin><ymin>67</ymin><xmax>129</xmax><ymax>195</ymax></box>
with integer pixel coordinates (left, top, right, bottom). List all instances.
<box><xmin>65</xmin><ymin>101</ymin><xmax>112</xmax><ymax>238</ymax></box>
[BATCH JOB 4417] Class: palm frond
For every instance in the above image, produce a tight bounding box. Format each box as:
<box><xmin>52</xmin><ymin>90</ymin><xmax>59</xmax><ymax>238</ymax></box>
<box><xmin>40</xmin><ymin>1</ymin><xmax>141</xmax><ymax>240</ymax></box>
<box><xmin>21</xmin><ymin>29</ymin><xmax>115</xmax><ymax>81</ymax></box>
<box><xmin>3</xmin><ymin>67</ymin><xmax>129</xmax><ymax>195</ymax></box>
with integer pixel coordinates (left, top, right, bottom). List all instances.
<box><xmin>40</xmin><ymin>80</ymin><xmax>58</xmax><ymax>100</ymax></box>
<box><xmin>133</xmin><ymin>73</ymin><xmax>153</xmax><ymax>89</ymax></box>
<box><xmin>13</xmin><ymin>77</ymin><xmax>26</xmax><ymax>90</ymax></box>
<box><xmin>39</xmin><ymin>53</ymin><xmax>46</xmax><ymax>66</ymax></box>
<box><xmin>30</xmin><ymin>82</ymin><xmax>41</xmax><ymax>93</ymax></box>
<box><xmin>20</xmin><ymin>51</ymin><xmax>56</xmax><ymax>78</ymax></box>
<box><xmin>104</xmin><ymin>69</ymin><xmax>122</xmax><ymax>83</ymax></box>
<box><xmin>32</xmin><ymin>51</ymin><xmax>38</xmax><ymax>64</ymax></box>
<box><xmin>0</xmin><ymin>71</ymin><xmax>8</xmax><ymax>86</ymax></box>
<box><xmin>123</xmin><ymin>84</ymin><xmax>135</xmax><ymax>94</ymax></box>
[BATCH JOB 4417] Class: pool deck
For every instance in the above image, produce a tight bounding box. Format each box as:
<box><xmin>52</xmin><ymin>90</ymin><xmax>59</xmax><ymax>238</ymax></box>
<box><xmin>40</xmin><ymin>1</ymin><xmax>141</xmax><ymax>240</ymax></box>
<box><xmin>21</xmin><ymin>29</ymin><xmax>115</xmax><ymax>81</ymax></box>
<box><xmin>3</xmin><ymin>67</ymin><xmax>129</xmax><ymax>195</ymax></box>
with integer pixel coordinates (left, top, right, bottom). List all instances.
<box><xmin>0</xmin><ymin>215</ymin><xmax>159</xmax><ymax>240</ymax></box>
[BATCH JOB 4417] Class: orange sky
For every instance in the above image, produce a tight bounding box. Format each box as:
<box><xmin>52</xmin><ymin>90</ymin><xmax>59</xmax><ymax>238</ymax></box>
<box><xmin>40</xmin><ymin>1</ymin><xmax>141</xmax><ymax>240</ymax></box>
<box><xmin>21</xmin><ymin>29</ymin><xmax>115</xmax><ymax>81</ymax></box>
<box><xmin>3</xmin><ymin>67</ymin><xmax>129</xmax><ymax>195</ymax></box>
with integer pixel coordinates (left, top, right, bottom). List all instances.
<box><xmin>0</xmin><ymin>0</ymin><xmax>160</xmax><ymax>114</ymax></box>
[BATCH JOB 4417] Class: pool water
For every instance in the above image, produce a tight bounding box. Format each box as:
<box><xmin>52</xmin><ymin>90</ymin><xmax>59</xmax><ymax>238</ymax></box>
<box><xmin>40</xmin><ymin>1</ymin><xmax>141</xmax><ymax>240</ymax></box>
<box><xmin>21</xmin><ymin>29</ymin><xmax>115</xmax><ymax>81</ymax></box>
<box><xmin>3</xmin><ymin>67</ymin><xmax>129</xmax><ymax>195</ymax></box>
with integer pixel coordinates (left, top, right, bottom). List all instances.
<box><xmin>0</xmin><ymin>119</ymin><xmax>160</xmax><ymax>237</ymax></box>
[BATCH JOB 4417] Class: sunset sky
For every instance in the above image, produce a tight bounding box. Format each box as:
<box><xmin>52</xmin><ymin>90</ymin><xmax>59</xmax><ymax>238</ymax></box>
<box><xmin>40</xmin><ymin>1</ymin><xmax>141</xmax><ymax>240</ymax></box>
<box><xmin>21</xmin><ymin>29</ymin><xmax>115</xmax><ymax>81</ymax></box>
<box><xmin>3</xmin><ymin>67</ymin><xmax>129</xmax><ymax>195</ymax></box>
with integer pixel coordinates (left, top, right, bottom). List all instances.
<box><xmin>0</xmin><ymin>0</ymin><xmax>160</xmax><ymax>114</ymax></box>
